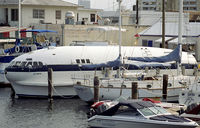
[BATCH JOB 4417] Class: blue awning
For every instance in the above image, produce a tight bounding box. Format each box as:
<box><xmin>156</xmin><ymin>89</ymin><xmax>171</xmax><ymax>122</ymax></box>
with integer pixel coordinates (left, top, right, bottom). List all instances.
<box><xmin>20</xmin><ymin>29</ymin><xmax>57</xmax><ymax>33</ymax></box>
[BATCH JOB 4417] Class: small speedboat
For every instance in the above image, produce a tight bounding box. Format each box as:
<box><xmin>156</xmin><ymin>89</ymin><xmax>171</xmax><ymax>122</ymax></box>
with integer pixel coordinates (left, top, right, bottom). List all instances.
<box><xmin>88</xmin><ymin>100</ymin><xmax>198</xmax><ymax>128</ymax></box>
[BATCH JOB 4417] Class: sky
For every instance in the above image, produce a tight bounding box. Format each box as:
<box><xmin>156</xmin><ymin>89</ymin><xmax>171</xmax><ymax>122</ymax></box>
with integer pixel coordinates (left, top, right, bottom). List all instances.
<box><xmin>63</xmin><ymin>0</ymin><xmax>136</xmax><ymax>11</ymax></box>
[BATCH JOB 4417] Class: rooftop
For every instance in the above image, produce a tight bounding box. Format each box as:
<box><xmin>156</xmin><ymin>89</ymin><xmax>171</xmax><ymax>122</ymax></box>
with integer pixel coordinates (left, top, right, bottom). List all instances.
<box><xmin>0</xmin><ymin>0</ymin><xmax>78</xmax><ymax>7</ymax></box>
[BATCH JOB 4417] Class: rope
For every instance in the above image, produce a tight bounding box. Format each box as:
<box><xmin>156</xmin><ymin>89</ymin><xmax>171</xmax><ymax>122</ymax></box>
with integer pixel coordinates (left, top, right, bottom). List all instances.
<box><xmin>51</xmin><ymin>85</ymin><xmax>76</xmax><ymax>99</ymax></box>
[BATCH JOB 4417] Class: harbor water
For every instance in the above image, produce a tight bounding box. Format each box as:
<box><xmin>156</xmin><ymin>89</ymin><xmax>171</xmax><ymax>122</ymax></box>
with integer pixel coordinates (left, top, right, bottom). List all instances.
<box><xmin>1</xmin><ymin>87</ymin><xmax>200</xmax><ymax>128</ymax></box>
<box><xmin>0</xmin><ymin>87</ymin><xmax>89</xmax><ymax>128</ymax></box>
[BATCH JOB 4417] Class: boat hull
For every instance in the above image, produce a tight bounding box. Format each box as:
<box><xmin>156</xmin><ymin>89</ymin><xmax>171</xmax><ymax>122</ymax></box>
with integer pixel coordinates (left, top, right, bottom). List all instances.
<box><xmin>6</xmin><ymin>71</ymin><xmax>77</xmax><ymax>97</ymax></box>
<box><xmin>74</xmin><ymin>84</ymin><xmax>182</xmax><ymax>102</ymax></box>
<box><xmin>10</xmin><ymin>82</ymin><xmax>76</xmax><ymax>98</ymax></box>
<box><xmin>88</xmin><ymin>115</ymin><xmax>198</xmax><ymax>128</ymax></box>
<box><xmin>74</xmin><ymin>75</ymin><xmax>196</xmax><ymax>102</ymax></box>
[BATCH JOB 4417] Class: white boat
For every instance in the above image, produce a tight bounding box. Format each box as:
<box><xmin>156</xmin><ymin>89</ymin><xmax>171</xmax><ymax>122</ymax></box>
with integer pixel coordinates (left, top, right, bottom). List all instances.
<box><xmin>179</xmin><ymin>80</ymin><xmax>200</xmax><ymax>106</ymax></box>
<box><xmin>4</xmin><ymin>45</ymin><xmax>197</xmax><ymax>98</ymax></box>
<box><xmin>74</xmin><ymin>73</ymin><xmax>197</xmax><ymax>102</ymax></box>
<box><xmin>87</xmin><ymin>100</ymin><xmax>199</xmax><ymax>128</ymax></box>
<box><xmin>0</xmin><ymin>29</ymin><xmax>57</xmax><ymax>85</ymax></box>
<box><xmin>4</xmin><ymin>0</ymin><xmax>197</xmax><ymax>98</ymax></box>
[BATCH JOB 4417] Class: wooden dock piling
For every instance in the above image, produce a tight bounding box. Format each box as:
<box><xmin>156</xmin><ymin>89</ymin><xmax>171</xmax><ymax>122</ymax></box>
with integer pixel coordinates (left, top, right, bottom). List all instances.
<box><xmin>10</xmin><ymin>86</ymin><xmax>15</xmax><ymax>99</ymax></box>
<box><xmin>181</xmin><ymin>66</ymin><xmax>186</xmax><ymax>75</ymax></box>
<box><xmin>162</xmin><ymin>74</ymin><xmax>168</xmax><ymax>101</ymax></box>
<box><xmin>48</xmin><ymin>68</ymin><xmax>53</xmax><ymax>103</ymax></box>
<box><xmin>131</xmin><ymin>82</ymin><xmax>138</xmax><ymax>99</ymax></box>
<box><xmin>93</xmin><ymin>76</ymin><xmax>99</xmax><ymax>102</ymax></box>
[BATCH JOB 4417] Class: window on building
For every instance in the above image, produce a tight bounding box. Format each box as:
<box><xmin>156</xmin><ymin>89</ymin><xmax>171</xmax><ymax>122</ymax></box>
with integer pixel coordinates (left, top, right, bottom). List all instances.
<box><xmin>142</xmin><ymin>40</ymin><xmax>148</xmax><ymax>46</ymax></box>
<box><xmin>90</xmin><ymin>14</ymin><xmax>95</xmax><ymax>22</ymax></box>
<box><xmin>11</xmin><ymin>9</ymin><xmax>18</xmax><ymax>21</ymax></box>
<box><xmin>56</xmin><ymin>10</ymin><xmax>61</xmax><ymax>19</ymax></box>
<box><xmin>143</xmin><ymin>7</ymin><xmax>148</xmax><ymax>10</ymax></box>
<box><xmin>33</xmin><ymin>9</ymin><xmax>45</xmax><ymax>19</ymax></box>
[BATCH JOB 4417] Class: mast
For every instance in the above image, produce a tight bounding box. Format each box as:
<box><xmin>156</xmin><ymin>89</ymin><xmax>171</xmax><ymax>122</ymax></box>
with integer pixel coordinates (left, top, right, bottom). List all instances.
<box><xmin>136</xmin><ymin>0</ymin><xmax>139</xmax><ymax>25</ymax></box>
<box><xmin>18</xmin><ymin>0</ymin><xmax>21</xmax><ymax>39</ymax></box>
<box><xmin>118</xmin><ymin>0</ymin><xmax>122</xmax><ymax>58</ymax></box>
<box><xmin>178</xmin><ymin>0</ymin><xmax>183</xmax><ymax>75</ymax></box>
<box><xmin>162</xmin><ymin>0</ymin><xmax>165</xmax><ymax>48</ymax></box>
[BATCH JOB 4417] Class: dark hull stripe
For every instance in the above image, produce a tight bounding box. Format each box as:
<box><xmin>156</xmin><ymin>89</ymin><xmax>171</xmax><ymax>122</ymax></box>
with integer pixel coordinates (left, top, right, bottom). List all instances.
<box><xmin>5</xmin><ymin>64</ymin><xmax>197</xmax><ymax>72</ymax></box>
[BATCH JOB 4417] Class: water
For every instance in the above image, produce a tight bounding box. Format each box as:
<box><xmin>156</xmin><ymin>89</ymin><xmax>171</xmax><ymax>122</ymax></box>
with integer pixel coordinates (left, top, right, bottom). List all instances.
<box><xmin>0</xmin><ymin>87</ymin><xmax>89</xmax><ymax>128</ymax></box>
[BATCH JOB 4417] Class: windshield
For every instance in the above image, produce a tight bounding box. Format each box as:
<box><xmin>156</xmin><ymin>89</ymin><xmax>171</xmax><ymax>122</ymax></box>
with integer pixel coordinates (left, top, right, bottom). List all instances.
<box><xmin>139</xmin><ymin>106</ymin><xmax>169</xmax><ymax>116</ymax></box>
<box><xmin>8</xmin><ymin>61</ymin><xmax>44</xmax><ymax>68</ymax></box>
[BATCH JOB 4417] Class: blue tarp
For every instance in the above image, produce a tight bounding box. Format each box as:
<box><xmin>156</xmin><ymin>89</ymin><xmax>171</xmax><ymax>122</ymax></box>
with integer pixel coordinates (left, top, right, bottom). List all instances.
<box><xmin>128</xmin><ymin>44</ymin><xmax>181</xmax><ymax>63</ymax></box>
<box><xmin>81</xmin><ymin>56</ymin><xmax>121</xmax><ymax>69</ymax></box>
<box><xmin>20</xmin><ymin>29</ymin><xmax>57</xmax><ymax>33</ymax></box>
<box><xmin>127</xmin><ymin>62</ymin><xmax>171</xmax><ymax>68</ymax></box>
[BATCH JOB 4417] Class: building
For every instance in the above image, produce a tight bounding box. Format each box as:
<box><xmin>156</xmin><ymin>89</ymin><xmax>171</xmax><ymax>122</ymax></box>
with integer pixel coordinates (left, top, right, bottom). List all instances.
<box><xmin>138</xmin><ymin>21</ymin><xmax>200</xmax><ymax>51</ymax></box>
<box><xmin>98</xmin><ymin>10</ymin><xmax>135</xmax><ymax>25</ymax></box>
<box><xmin>138</xmin><ymin>0</ymin><xmax>200</xmax><ymax>11</ymax></box>
<box><xmin>132</xmin><ymin>11</ymin><xmax>189</xmax><ymax>26</ymax></box>
<box><xmin>78</xmin><ymin>0</ymin><xmax>90</xmax><ymax>9</ymax></box>
<box><xmin>0</xmin><ymin>0</ymin><xmax>100</xmax><ymax>27</ymax></box>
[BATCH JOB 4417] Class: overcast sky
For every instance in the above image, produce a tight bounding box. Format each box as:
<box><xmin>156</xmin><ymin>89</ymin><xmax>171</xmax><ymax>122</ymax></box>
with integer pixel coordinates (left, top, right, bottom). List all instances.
<box><xmin>63</xmin><ymin>0</ymin><xmax>136</xmax><ymax>11</ymax></box>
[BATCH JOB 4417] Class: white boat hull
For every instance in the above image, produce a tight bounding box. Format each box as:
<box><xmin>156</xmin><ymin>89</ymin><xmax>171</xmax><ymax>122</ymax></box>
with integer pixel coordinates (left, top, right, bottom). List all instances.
<box><xmin>74</xmin><ymin>84</ymin><xmax>182</xmax><ymax>102</ymax></box>
<box><xmin>6</xmin><ymin>71</ymin><xmax>78</xmax><ymax>97</ymax></box>
<box><xmin>74</xmin><ymin>76</ymin><xmax>196</xmax><ymax>102</ymax></box>
<box><xmin>88</xmin><ymin>115</ymin><xmax>198</xmax><ymax>128</ymax></box>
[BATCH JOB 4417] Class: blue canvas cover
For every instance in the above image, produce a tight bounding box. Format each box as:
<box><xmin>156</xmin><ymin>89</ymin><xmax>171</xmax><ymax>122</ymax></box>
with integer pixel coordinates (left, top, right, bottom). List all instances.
<box><xmin>128</xmin><ymin>44</ymin><xmax>181</xmax><ymax>63</ymax></box>
<box><xmin>81</xmin><ymin>56</ymin><xmax>121</xmax><ymax>69</ymax></box>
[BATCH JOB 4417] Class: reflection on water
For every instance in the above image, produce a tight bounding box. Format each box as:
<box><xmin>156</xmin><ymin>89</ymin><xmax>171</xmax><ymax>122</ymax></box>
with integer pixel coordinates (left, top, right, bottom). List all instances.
<box><xmin>0</xmin><ymin>88</ymin><xmax>89</xmax><ymax>128</ymax></box>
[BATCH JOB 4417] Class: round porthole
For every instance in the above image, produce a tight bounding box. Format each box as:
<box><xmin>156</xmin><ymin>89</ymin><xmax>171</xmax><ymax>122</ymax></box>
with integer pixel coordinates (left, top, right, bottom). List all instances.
<box><xmin>168</xmin><ymin>83</ymin><xmax>172</xmax><ymax>87</ymax></box>
<box><xmin>198</xmin><ymin>94</ymin><xmax>200</xmax><ymax>97</ymax></box>
<box><xmin>147</xmin><ymin>84</ymin><xmax>152</xmax><ymax>89</ymax></box>
<box><xmin>182</xmin><ymin>93</ymin><xmax>185</xmax><ymax>96</ymax></box>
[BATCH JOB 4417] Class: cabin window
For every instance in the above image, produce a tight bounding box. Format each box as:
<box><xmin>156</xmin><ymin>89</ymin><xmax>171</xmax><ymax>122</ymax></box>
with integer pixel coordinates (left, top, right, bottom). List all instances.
<box><xmin>139</xmin><ymin>107</ymin><xmax>155</xmax><ymax>116</ymax></box>
<box><xmin>11</xmin><ymin>9</ymin><xmax>18</xmax><ymax>21</ymax></box>
<box><xmin>56</xmin><ymin>10</ymin><xmax>61</xmax><ymax>19</ymax></box>
<box><xmin>86</xmin><ymin>59</ymin><xmax>90</xmax><ymax>63</ymax></box>
<box><xmin>76</xmin><ymin>59</ymin><xmax>80</xmax><ymax>64</ymax></box>
<box><xmin>9</xmin><ymin>61</ymin><xmax>15</xmax><ymax>66</ymax></box>
<box><xmin>20</xmin><ymin>61</ymin><xmax>27</xmax><ymax>67</ymax></box>
<box><xmin>81</xmin><ymin>59</ymin><xmax>85</xmax><ymax>63</ymax></box>
<box><xmin>33</xmin><ymin>9</ymin><xmax>45</xmax><ymax>19</ymax></box>
<box><xmin>33</xmin><ymin>61</ymin><xmax>38</xmax><ymax>67</ymax></box>
<box><xmin>26</xmin><ymin>62</ymin><xmax>32</xmax><ymax>68</ymax></box>
<box><xmin>15</xmin><ymin>61</ymin><xmax>21</xmax><ymax>67</ymax></box>
<box><xmin>38</xmin><ymin>62</ymin><xmax>43</xmax><ymax>68</ymax></box>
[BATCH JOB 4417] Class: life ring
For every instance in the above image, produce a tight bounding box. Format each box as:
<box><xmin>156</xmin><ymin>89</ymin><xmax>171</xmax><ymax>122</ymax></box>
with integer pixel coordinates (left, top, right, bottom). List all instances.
<box><xmin>15</xmin><ymin>46</ymin><xmax>20</xmax><ymax>53</ymax></box>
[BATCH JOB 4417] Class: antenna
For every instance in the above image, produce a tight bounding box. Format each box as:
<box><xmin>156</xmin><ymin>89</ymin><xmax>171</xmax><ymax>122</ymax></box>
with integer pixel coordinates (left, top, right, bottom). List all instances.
<box><xmin>18</xmin><ymin>0</ymin><xmax>21</xmax><ymax>39</ymax></box>
<box><xmin>118</xmin><ymin>0</ymin><xmax>122</xmax><ymax>59</ymax></box>
<box><xmin>177</xmin><ymin>0</ymin><xmax>183</xmax><ymax>75</ymax></box>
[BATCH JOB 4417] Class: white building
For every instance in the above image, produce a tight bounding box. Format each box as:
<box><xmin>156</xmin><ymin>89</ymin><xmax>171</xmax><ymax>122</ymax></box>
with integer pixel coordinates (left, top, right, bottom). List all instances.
<box><xmin>132</xmin><ymin>11</ymin><xmax>189</xmax><ymax>26</ymax></box>
<box><xmin>138</xmin><ymin>21</ymin><xmax>200</xmax><ymax>50</ymax></box>
<box><xmin>138</xmin><ymin>0</ymin><xmax>200</xmax><ymax>11</ymax></box>
<box><xmin>0</xmin><ymin>0</ymin><xmax>101</xmax><ymax>27</ymax></box>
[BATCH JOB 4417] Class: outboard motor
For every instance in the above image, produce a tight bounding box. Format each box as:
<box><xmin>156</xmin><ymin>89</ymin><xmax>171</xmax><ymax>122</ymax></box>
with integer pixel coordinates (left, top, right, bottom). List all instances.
<box><xmin>88</xmin><ymin>100</ymin><xmax>119</xmax><ymax>118</ymax></box>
